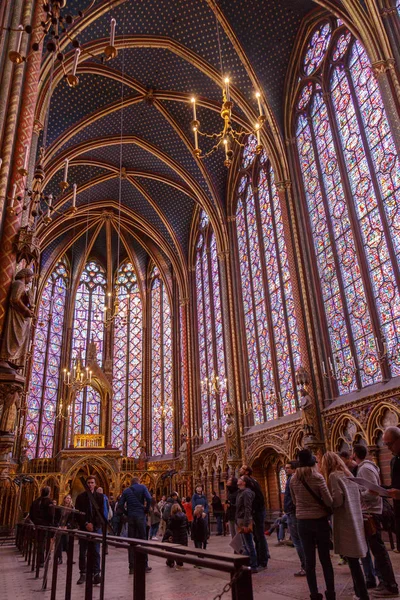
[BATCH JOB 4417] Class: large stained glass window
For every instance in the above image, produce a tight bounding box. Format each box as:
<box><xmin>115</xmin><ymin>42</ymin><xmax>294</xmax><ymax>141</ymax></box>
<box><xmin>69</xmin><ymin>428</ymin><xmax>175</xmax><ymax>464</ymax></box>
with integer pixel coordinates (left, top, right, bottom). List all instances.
<box><xmin>295</xmin><ymin>19</ymin><xmax>400</xmax><ymax>395</ymax></box>
<box><xmin>195</xmin><ymin>211</ymin><xmax>228</xmax><ymax>442</ymax></box>
<box><xmin>235</xmin><ymin>141</ymin><xmax>301</xmax><ymax>424</ymax></box>
<box><xmin>112</xmin><ymin>262</ymin><xmax>142</xmax><ymax>456</ymax></box>
<box><xmin>71</xmin><ymin>260</ymin><xmax>106</xmax><ymax>434</ymax></box>
<box><xmin>25</xmin><ymin>260</ymin><xmax>68</xmax><ymax>459</ymax></box>
<box><xmin>151</xmin><ymin>266</ymin><xmax>173</xmax><ymax>455</ymax></box>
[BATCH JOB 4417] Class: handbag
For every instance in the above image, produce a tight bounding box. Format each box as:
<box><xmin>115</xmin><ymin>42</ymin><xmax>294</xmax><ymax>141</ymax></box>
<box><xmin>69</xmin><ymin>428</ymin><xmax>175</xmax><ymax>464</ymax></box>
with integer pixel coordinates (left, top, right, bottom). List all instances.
<box><xmin>363</xmin><ymin>514</ymin><xmax>377</xmax><ymax>537</ymax></box>
<box><xmin>300</xmin><ymin>478</ymin><xmax>333</xmax><ymax>516</ymax></box>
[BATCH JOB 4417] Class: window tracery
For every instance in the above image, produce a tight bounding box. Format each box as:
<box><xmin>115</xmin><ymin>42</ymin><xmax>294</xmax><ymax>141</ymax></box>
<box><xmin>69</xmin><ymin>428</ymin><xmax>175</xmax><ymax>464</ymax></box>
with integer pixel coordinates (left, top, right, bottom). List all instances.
<box><xmin>235</xmin><ymin>139</ymin><xmax>300</xmax><ymax>423</ymax></box>
<box><xmin>71</xmin><ymin>260</ymin><xmax>106</xmax><ymax>434</ymax></box>
<box><xmin>295</xmin><ymin>19</ymin><xmax>400</xmax><ymax>395</ymax></box>
<box><xmin>195</xmin><ymin>212</ymin><xmax>228</xmax><ymax>442</ymax></box>
<box><xmin>151</xmin><ymin>266</ymin><xmax>173</xmax><ymax>455</ymax></box>
<box><xmin>25</xmin><ymin>260</ymin><xmax>68</xmax><ymax>459</ymax></box>
<box><xmin>112</xmin><ymin>262</ymin><xmax>142</xmax><ymax>456</ymax></box>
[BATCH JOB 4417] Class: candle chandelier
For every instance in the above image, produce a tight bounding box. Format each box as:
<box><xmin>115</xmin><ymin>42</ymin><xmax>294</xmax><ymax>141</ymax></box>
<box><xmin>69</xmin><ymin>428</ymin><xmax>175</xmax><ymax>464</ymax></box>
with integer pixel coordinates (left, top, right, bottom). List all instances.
<box><xmin>200</xmin><ymin>370</ymin><xmax>227</xmax><ymax>396</ymax></box>
<box><xmin>190</xmin><ymin>84</ymin><xmax>265</xmax><ymax>167</ymax></box>
<box><xmin>63</xmin><ymin>350</ymin><xmax>93</xmax><ymax>390</ymax></box>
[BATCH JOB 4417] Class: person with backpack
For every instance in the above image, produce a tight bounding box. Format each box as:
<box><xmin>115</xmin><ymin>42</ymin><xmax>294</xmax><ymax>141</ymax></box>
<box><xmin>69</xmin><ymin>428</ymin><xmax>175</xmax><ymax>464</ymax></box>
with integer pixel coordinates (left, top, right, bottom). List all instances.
<box><xmin>29</xmin><ymin>486</ymin><xmax>54</xmax><ymax>568</ymax></box>
<box><xmin>239</xmin><ymin>465</ymin><xmax>269</xmax><ymax>569</ymax></box>
<box><xmin>117</xmin><ymin>477</ymin><xmax>152</xmax><ymax>575</ymax></box>
<box><xmin>353</xmin><ymin>444</ymin><xmax>399</xmax><ymax>598</ymax></box>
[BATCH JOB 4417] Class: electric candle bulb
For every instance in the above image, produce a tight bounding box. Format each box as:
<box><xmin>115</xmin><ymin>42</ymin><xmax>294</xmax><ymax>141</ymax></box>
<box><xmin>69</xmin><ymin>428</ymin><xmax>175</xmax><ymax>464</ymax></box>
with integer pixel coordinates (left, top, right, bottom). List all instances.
<box><xmin>224</xmin><ymin>77</ymin><xmax>230</xmax><ymax>101</ymax></box>
<box><xmin>191</xmin><ymin>97</ymin><xmax>197</xmax><ymax>120</ymax></box>
<box><xmin>9</xmin><ymin>183</ymin><xmax>17</xmax><ymax>208</ymax></box>
<box><xmin>16</xmin><ymin>25</ymin><xmax>24</xmax><ymax>54</ymax></box>
<box><xmin>223</xmin><ymin>138</ymin><xmax>228</xmax><ymax>160</ymax></box>
<box><xmin>72</xmin><ymin>183</ymin><xmax>77</xmax><ymax>208</ymax></box>
<box><xmin>110</xmin><ymin>18</ymin><xmax>116</xmax><ymax>46</ymax></box>
<box><xmin>72</xmin><ymin>48</ymin><xmax>80</xmax><ymax>76</ymax></box>
<box><xmin>256</xmin><ymin>91</ymin><xmax>263</xmax><ymax>116</ymax></box>
<box><xmin>47</xmin><ymin>193</ymin><xmax>53</xmax><ymax>209</ymax></box>
<box><xmin>255</xmin><ymin>123</ymin><xmax>261</xmax><ymax>145</ymax></box>
<box><xmin>63</xmin><ymin>158</ymin><xmax>69</xmax><ymax>182</ymax></box>
<box><xmin>23</xmin><ymin>145</ymin><xmax>29</xmax><ymax>172</ymax></box>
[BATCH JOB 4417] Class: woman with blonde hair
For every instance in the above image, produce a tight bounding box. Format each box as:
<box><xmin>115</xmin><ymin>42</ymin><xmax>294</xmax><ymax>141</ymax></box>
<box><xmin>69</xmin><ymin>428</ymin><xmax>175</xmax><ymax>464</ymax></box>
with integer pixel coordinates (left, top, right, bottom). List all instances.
<box><xmin>321</xmin><ymin>451</ymin><xmax>369</xmax><ymax>600</ymax></box>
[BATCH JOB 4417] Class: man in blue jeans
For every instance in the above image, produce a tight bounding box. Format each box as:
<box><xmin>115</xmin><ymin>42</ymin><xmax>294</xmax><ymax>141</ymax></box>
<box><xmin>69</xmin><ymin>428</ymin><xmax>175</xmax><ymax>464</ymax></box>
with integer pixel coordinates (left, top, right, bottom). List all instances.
<box><xmin>239</xmin><ymin>465</ymin><xmax>269</xmax><ymax>569</ymax></box>
<box><xmin>284</xmin><ymin>461</ymin><xmax>306</xmax><ymax>577</ymax></box>
<box><xmin>118</xmin><ymin>477</ymin><xmax>152</xmax><ymax>575</ymax></box>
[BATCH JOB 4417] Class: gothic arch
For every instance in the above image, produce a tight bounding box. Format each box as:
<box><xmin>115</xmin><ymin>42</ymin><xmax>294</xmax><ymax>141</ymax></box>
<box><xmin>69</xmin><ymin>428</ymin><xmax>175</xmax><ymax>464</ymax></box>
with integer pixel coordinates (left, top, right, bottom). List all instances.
<box><xmin>329</xmin><ymin>413</ymin><xmax>367</xmax><ymax>451</ymax></box>
<box><xmin>367</xmin><ymin>401</ymin><xmax>400</xmax><ymax>444</ymax></box>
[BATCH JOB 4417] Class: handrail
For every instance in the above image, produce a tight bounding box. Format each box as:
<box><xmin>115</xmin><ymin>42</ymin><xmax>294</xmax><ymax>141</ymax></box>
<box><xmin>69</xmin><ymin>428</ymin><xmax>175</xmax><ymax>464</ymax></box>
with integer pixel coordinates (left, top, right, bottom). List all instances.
<box><xmin>15</xmin><ymin>522</ymin><xmax>253</xmax><ymax>600</ymax></box>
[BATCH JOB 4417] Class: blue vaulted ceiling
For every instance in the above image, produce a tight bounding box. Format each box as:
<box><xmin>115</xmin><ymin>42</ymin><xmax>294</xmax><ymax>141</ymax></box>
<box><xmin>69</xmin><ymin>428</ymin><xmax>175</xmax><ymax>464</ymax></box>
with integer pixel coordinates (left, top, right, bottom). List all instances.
<box><xmin>38</xmin><ymin>0</ymin><xmax>316</xmax><ymax>275</ymax></box>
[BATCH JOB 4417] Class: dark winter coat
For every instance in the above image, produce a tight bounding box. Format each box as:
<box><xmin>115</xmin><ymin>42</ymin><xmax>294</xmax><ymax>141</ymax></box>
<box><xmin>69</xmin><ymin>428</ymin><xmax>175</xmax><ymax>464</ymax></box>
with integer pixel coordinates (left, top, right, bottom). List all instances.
<box><xmin>29</xmin><ymin>497</ymin><xmax>54</xmax><ymax>526</ymax></box>
<box><xmin>191</xmin><ymin>492</ymin><xmax>209</xmax><ymax>514</ymax></box>
<box><xmin>168</xmin><ymin>512</ymin><xmax>188</xmax><ymax>546</ymax></box>
<box><xmin>225</xmin><ymin>485</ymin><xmax>239</xmax><ymax>522</ymax></box>
<box><xmin>75</xmin><ymin>490</ymin><xmax>105</xmax><ymax>531</ymax></box>
<box><xmin>236</xmin><ymin>488</ymin><xmax>255</xmax><ymax>528</ymax></box>
<box><xmin>211</xmin><ymin>494</ymin><xmax>224</xmax><ymax>515</ymax></box>
<box><xmin>191</xmin><ymin>513</ymin><xmax>208</xmax><ymax>543</ymax></box>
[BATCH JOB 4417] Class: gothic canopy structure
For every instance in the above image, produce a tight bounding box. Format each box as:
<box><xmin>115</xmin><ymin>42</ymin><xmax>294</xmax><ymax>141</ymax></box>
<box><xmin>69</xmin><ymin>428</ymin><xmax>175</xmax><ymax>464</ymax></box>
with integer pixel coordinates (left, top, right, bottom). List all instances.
<box><xmin>0</xmin><ymin>0</ymin><xmax>399</xmax><ymax>518</ymax></box>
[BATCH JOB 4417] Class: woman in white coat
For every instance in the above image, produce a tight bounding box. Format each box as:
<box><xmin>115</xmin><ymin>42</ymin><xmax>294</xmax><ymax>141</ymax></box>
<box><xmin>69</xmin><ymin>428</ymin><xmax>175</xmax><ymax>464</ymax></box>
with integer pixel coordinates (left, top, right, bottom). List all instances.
<box><xmin>321</xmin><ymin>451</ymin><xmax>369</xmax><ymax>600</ymax></box>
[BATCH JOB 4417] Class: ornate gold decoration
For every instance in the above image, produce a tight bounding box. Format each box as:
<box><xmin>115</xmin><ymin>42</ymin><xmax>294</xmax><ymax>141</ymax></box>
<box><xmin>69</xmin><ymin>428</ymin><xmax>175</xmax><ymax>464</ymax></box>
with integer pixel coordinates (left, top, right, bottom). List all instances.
<box><xmin>74</xmin><ymin>434</ymin><xmax>105</xmax><ymax>448</ymax></box>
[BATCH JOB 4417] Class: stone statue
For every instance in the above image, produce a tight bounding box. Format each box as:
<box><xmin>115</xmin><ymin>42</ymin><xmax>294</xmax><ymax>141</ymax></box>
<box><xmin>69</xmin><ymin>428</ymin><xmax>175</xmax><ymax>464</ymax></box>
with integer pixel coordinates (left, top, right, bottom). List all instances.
<box><xmin>224</xmin><ymin>402</ymin><xmax>239</xmax><ymax>459</ymax></box>
<box><xmin>179</xmin><ymin>425</ymin><xmax>188</xmax><ymax>469</ymax></box>
<box><xmin>300</xmin><ymin>388</ymin><xmax>315</xmax><ymax>436</ymax></box>
<box><xmin>0</xmin><ymin>383</ymin><xmax>22</xmax><ymax>434</ymax></box>
<box><xmin>137</xmin><ymin>439</ymin><xmax>147</xmax><ymax>469</ymax></box>
<box><xmin>0</xmin><ymin>268</ymin><xmax>35</xmax><ymax>370</ymax></box>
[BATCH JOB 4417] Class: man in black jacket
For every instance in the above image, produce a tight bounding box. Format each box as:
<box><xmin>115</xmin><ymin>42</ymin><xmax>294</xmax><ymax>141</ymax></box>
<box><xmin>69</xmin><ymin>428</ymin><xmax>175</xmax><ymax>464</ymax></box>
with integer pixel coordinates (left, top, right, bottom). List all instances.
<box><xmin>75</xmin><ymin>475</ymin><xmax>104</xmax><ymax>586</ymax></box>
<box><xmin>239</xmin><ymin>465</ymin><xmax>269</xmax><ymax>569</ymax></box>
<box><xmin>29</xmin><ymin>486</ymin><xmax>54</xmax><ymax>567</ymax></box>
<box><xmin>284</xmin><ymin>461</ymin><xmax>306</xmax><ymax>576</ymax></box>
<box><xmin>383</xmin><ymin>426</ymin><xmax>400</xmax><ymax>553</ymax></box>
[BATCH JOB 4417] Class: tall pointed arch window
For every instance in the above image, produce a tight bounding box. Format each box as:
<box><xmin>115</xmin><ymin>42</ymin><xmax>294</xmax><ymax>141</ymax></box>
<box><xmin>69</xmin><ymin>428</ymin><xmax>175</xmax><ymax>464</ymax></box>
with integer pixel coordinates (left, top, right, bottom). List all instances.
<box><xmin>235</xmin><ymin>141</ymin><xmax>301</xmax><ymax>424</ymax></box>
<box><xmin>294</xmin><ymin>19</ymin><xmax>400</xmax><ymax>395</ymax></box>
<box><xmin>71</xmin><ymin>260</ymin><xmax>106</xmax><ymax>434</ymax></box>
<box><xmin>112</xmin><ymin>262</ymin><xmax>142</xmax><ymax>456</ymax></box>
<box><xmin>195</xmin><ymin>211</ymin><xmax>228</xmax><ymax>442</ymax></box>
<box><xmin>25</xmin><ymin>260</ymin><xmax>68</xmax><ymax>459</ymax></box>
<box><xmin>150</xmin><ymin>266</ymin><xmax>173</xmax><ymax>455</ymax></box>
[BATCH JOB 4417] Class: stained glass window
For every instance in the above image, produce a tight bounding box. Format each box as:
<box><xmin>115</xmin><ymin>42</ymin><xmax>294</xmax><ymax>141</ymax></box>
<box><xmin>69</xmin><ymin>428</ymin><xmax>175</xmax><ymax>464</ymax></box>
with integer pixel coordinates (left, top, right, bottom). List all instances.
<box><xmin>295</xmin><ymin>20</ymin><xmax>400</xmax><ymax>395</ymax></box>
<box><xmin>235</xmin><ymin>141</ymin><xmax>301</xmax><ymax>424</ymax></box>
<box><xmin>25</xmin><ymin>260</ymin><xmax>68</xmax><ymax>459</ymax></box>
<box><xmin>195</xmin><ymin>212</ymin><xmax>228</xmax><ymax>442</ymax></box>
<box><xmin>279</xmin><ymin>467</ymin><xmax>287</xmax><ymax>493</ymax></box>
<box><xmin>71</xmin><ymin>260</ymin><xmax>106</xmax><ymax>434</ymax></box>
<box><xmin>112</xmin><ymin>262</ymin><xmax>142</xmax><ymax>456</ymax></box>
<box><xmin>151</xmin><ymin>266</ymin><xmax>174</xmax><ymax>455</ymax></box>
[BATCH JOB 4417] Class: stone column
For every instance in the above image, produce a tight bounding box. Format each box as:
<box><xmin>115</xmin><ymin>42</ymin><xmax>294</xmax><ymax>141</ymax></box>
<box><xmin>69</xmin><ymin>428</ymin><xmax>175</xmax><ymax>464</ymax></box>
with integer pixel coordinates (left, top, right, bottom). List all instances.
<box><xmin>217</xmin><ymin>249</ymin><xmax>242</xmax><ymax>468</ymax></box>
<box><xmin>372</xmin><ymin>59</ymin><xmax>400</xmax><ymax>159</ymax></box>
<box><xmin>0</xmin><ymin>372</ymin><xmax>24</xmax><ymax>506</ymax></box>
<box><xmin>0</xmin><ymin>0</ymin><xmax>44</xmax><ymax>333</ymax></box>
<box><xmin>179</xmin><ymin>298</ymin><xmax>192</xmax><ymax>477</ymax></box>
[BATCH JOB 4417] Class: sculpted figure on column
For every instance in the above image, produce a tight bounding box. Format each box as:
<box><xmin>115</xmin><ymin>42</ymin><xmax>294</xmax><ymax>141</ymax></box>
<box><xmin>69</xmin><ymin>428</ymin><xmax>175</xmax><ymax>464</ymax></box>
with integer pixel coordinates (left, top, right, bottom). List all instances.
<box><xmin>0</xmin><ymin>268</ymin><xmax>35</xmax><ymax>370</ymax></box>
<box><xmin>0</xmin><ymin>384</ymin><xmax>22</xmax><ymax>433</ymax></box>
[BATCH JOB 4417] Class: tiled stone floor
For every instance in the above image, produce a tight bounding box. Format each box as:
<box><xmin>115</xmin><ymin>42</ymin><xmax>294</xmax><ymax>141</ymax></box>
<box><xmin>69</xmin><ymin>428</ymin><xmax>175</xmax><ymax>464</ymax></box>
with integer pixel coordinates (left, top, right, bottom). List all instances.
<box><xmin>1</xmin><ymin>535</ymin><xmax>400</xmax><ymax>600</ymax></box>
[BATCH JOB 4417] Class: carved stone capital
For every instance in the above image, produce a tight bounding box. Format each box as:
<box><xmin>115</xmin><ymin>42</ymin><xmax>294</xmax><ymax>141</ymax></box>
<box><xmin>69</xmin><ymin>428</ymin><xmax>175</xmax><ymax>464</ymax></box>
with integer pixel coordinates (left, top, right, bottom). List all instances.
<box><xmin>179</xmin><ymin>297</ymin><xmax>189</xmax><ymax>306</ymax></box>
<box><xmin>33</xmin><ymin>119</ymin><xmax>44</xmax><ymax>136</ymax></box>
<box><xmin>217</xmin><ymin>250</ymin><xmax>230</xmax><ymax>261</ymax></box>
<box><xmin>371</xmin><ymin>59</ymin><xmax>395</xmax><ymax>76</ymax></box>
<box><xmin>14</xmin><ymin>226</ymin><xmax>41</xmax><ymax>266</ymax></box>
<box><xmin>227</xmin><ymin>215</ymin><xmax>236</xmax><ymax>222</ymax></box>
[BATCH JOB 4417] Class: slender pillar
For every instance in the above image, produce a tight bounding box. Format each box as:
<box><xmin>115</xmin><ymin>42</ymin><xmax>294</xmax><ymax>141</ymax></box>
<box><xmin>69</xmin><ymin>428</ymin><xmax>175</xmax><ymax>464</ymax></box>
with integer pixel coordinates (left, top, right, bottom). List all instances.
<box><xmin>0</xmin><ymin>0</ymin><xmax>45</xmax><ymax>331</ymax></box>
<box><xmin>372</xmin><ymin>59</ymin><xmax>400</xmax><ymax>159</ymax></box>
<box><xmin>217</xmin><ymin>249</ymin><xmax>242</xmax><ymax>464</ymax></box>
<box><xmin>179</xmin><ymin>298</ymin><xmax>192</xmax><ymax>475</ymax></box>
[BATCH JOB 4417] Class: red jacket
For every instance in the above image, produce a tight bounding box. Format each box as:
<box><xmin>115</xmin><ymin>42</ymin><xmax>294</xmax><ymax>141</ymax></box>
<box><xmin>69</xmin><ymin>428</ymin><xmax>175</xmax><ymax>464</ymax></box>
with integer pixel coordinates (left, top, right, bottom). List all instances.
<box><xmin>182</xmin><ymin>501</ymin><xmax>193</xmax><ymax>522</ymax></box>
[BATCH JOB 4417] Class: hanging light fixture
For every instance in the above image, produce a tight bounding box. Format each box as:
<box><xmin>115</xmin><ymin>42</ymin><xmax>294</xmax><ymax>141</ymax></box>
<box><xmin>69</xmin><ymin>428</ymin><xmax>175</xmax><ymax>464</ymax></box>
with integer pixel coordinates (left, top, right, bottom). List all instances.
<box><xmin>189</xmin><ymin>1</ymin><xmax>266</xmax><ymax>167</ymax></box>
<box><xmin>190</xmin><ymin>83</ymin><xmax>265</xmax><ymax>168</ymax></box>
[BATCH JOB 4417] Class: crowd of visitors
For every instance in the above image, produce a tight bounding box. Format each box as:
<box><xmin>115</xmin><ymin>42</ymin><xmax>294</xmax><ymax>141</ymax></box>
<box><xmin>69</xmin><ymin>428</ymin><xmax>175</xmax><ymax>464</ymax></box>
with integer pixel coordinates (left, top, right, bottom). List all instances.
<box><xmin>26</xmin><ymin>425</ymin><xmax>400</xmax><ymax>598</ymax></box>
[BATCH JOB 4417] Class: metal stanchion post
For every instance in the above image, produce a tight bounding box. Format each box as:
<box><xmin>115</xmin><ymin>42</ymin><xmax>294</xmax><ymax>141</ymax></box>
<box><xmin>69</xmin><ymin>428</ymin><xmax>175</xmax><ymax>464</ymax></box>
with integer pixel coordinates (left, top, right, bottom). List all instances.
<box><xmin>50</xmin><ymin>536</ymin><xmax>59</xmax><ymax>600</ymax></box>
<box><xmin>133</xmin><ymin>549</ymin><xmax>146</xmax><ymax>600</ymax></box>
<box><xmin>64</xmin><ymin>532</ymin><xmax>74</xmax><ymax>600</ymax></box>
<box><xmin>85</xmin><ymin>538</ymin><xmax>94</xmax><ymax>600</ymax></box>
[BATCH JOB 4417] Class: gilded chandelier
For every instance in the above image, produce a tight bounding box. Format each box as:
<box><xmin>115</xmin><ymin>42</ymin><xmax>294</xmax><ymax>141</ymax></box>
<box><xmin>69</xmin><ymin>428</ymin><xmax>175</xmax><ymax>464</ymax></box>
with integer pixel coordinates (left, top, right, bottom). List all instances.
<box><xmin>190</xmin><ymin>80</ymin><xmax>266</xmax><ymax>168</ymax></box>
